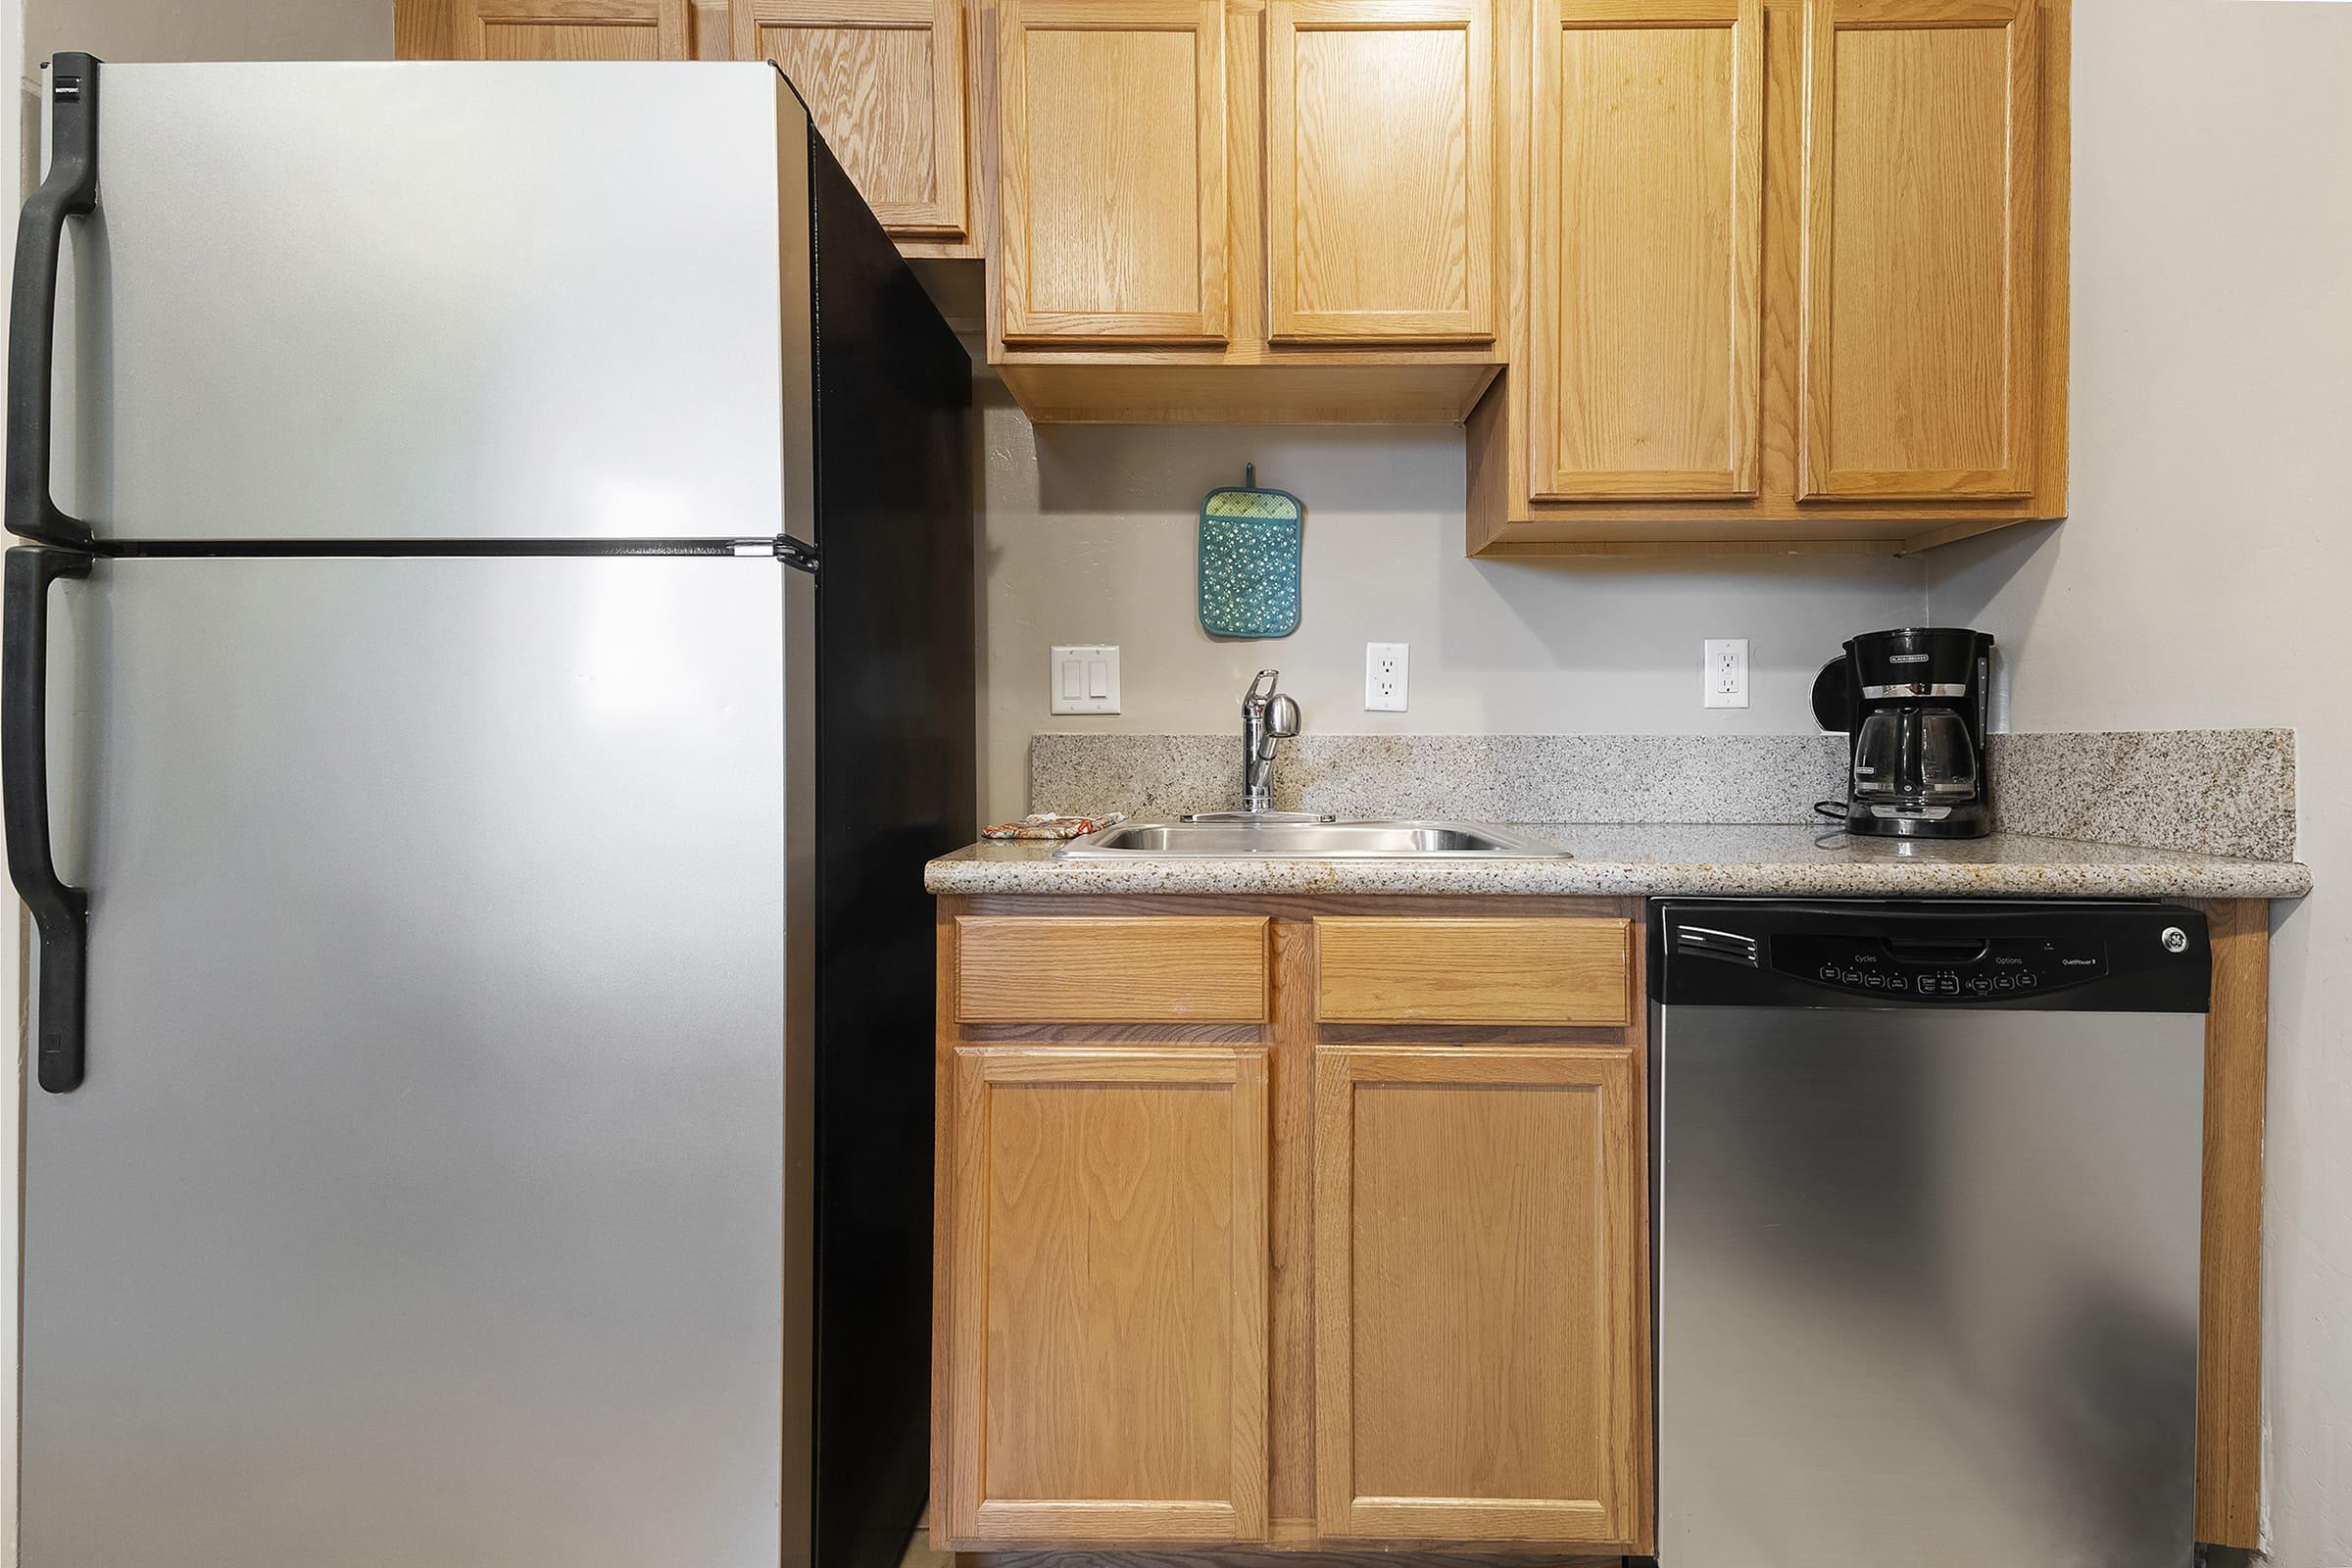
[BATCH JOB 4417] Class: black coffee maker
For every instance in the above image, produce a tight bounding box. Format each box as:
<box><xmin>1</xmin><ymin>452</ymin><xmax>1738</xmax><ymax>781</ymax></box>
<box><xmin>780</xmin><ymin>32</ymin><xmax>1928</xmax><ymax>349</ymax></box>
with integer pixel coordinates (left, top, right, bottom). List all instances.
<box><xmin>1812</xmin><ymin>627</ymin><xmax>1993</xmax><ymax>839</ymax></box>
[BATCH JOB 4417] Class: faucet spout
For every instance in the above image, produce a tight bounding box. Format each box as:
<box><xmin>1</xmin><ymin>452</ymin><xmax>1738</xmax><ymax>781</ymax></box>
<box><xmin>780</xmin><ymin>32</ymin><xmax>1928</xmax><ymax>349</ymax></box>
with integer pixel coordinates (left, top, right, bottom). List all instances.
<box><xmin>1240</xmin><ymin>669</ymin><xmax>1299</xmax><ymax>812</ymax></box>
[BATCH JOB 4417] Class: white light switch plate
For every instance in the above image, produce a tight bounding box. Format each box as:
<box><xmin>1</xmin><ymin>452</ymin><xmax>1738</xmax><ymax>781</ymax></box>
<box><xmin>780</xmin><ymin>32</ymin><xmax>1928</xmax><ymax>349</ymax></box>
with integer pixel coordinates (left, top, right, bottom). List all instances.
<box><xmin>1050</xmin><ymin>645</ymin><xmax>1120</xmax><ymax>714</ymax></box>
<box><xmin>1703</xmin><ymin>638</ymin><xmax>1749</xmax><ymax>709</ymax></box>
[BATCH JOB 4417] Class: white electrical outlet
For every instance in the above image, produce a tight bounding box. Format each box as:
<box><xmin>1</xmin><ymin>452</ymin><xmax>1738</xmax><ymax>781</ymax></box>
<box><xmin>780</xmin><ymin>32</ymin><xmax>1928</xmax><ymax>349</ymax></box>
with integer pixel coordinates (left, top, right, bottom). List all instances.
<box><xmin>1365</xmin><ymin>642</ymin><xmax>1408</xmax><ymax>711</ymax></box>
<box><xmin>1050</xmin><ymin>645</ymin><xmax>1120</xmax><ymax>714</ymax></box>
<box><xmin>1703</xmin><ymin>638</ymin><xmax>1749</xmax><ymax>710</ymax></box>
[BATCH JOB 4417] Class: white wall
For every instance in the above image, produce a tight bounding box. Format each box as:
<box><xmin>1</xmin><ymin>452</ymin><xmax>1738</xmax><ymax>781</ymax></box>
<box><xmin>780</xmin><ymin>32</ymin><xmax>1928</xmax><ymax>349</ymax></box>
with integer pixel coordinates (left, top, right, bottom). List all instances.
<box><xmin>1927</xmin><ymin>0</ymin><xmax>2352</xmax><ymax>1559</ymax></box>
<box><xmin>976</xmin><ymin>378</ymin><xmax>1925</xmax><ymax>818</ymax></box>
<box><xmin>1</xmin><ymin>11</ymin><xmax>392</xmax><ymax>1563</ymax></box>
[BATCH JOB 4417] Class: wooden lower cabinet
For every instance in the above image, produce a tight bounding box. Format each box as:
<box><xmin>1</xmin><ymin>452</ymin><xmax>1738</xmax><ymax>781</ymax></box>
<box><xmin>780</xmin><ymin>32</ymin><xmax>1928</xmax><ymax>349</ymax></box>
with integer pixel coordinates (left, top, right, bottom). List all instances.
<box><xmin>943</xmin><ymin>1047</ymin><xmax>1269</xmax><ymax>1544</ymax></box>
<box><xmin>1314</xmin><ymin>1046</ymin><xmax>1644</xmax><ymax>1544</ymax></box>
<box><xmin>934</xmin><ymin>896</ymin><xmax>1652</xmax><ymax>1553</ymax></box>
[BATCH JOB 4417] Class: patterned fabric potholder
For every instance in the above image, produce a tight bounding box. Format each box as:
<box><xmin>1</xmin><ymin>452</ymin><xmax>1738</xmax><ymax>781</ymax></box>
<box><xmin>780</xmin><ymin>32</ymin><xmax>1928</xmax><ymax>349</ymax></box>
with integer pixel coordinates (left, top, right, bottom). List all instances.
<box><xmin>1198</xmin><ymin>465</ymin><xmax>1303</xmax><ymax>640</ymax></box>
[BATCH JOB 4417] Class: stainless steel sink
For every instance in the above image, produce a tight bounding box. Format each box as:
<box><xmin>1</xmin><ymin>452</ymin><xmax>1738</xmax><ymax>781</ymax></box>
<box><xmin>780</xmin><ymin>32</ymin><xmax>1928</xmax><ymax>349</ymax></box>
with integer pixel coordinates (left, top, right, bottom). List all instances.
<box><xmin>1053</xmin><ymin>819</ymin><xmax>1563</xmax><ymax>858</ymax></box>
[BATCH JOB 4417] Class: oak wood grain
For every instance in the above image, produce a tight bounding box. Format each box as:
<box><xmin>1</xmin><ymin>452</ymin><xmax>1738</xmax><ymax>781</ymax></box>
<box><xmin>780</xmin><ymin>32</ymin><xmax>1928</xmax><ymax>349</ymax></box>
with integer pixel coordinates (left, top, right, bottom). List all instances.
<box><xmin>1314</xmin><ymin>1046</ymin><xmax>1642</xmax><ymax>1544</ymax></box>
<box><xmin>997</xmin><ymin>0</ymin><xmax>1230</xmax><ymax>343</ymax></box>
<box><xmin>1265</xmin><ymin>0</ymin><xmax>1495</xmax><ymax>343</ymax></box>
<box><xmin>1797</xmin><ymin>0</ymin><xmax>2038</xmax><ymax>498</ymax></box>
<box><xmin>1465</xmin><ymin>0</ymin><xmax>2070</xmax><ymax>554</ymax></box>
<box><xmin>948</xmin><ymin>1048</ymin><xmax>1269</xmax><ymax>1543</ymax></box>
<box><xmin>956</xmin><ymin>916</ymin><xmax>1271</xmax><ymax>1023</ymax></box>
<box><xmin>1313</xmin><ymin>917</ymin><xmax>1631</xmax><ymax>1026</ymax></box>
<box><xmin>2196</xmin><ymin>899</ymin><xmax>2268</xmax><ymax>1548</ymax></box>
<box><xmin>463</xmin><ymin>0</ymin><xmax>690</xmax><ymax>57</ymax></box>
<box><xmin>1529</xmin><ymin>0</ymin><xmax>1761</xmax><ymax>500</ymax></box>
<box><xmin>393</xmin><ymin>0</ymin><xmax>461</xmax><ymax>57</ymax></box>
<box><xmin>1268</xmin><ymin>917</ymin><xmax>1322</xmax><ymax>1537</ymax></box>
<box><xmin>737</xmin><ymin>0</ymin><xmax>969</xmax><ymax>238</ymax></box>
<box><xmin>993</xmin><ymin>359</ymin><xmax>1501</xmax><ymax>424</ymax></box>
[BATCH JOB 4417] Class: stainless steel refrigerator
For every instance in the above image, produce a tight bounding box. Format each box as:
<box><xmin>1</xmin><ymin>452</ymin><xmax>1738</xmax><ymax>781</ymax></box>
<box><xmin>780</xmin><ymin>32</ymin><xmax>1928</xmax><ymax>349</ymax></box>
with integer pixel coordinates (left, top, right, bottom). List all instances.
<box><xmin>4</xmin><ymin>57</ymin><xmax>973</xmax><ymax>1567</ymax></box>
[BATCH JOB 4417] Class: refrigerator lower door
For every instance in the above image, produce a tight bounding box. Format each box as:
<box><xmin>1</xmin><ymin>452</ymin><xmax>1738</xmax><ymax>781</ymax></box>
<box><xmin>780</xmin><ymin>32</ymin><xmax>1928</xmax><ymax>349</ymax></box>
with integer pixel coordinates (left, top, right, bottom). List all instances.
<box><xmin>20</xmin><ymin>555</ymin><xmax>812</xmax><ymax>1568</ymax></box>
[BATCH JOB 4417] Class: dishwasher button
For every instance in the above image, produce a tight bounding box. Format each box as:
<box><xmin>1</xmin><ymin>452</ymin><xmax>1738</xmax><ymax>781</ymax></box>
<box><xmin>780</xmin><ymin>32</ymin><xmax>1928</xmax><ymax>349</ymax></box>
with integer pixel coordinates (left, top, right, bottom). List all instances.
<box><xmin>1994</xmin><ymin>974</ymin><xmax>2016</xmax><ymax>991</ymax></box>
<box><xmin>1863</xmin><ymin>972</ymin><xmax>1886</xmax><ymax>989</ymax></box>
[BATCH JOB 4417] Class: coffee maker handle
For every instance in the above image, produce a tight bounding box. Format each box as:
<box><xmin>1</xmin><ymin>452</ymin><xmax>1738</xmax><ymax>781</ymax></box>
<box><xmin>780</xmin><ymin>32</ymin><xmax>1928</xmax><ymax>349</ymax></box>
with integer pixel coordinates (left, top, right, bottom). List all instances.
<box><xmin>1896</xmin><ymin>708</ymin><xmax>1927</xmax><ymax>798</ymax></box>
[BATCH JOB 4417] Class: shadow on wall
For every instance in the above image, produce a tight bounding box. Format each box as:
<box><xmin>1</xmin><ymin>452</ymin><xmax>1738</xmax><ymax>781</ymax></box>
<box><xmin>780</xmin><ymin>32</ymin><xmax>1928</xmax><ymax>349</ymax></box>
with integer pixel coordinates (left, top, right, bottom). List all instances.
<box><xmin>1023</xmin><ymin>406</ymin><xmax>1465</xmax><ymax>518</ymax></box>
<box><xmin>1474</xmin><ymin>550</ymin><xmax>1939</xmax><ymax>676</ymax></box>
<box><xmin>1926</xmin><ymin>521</ymin><xmax>2065</xmax><ymax>732</ymax></box>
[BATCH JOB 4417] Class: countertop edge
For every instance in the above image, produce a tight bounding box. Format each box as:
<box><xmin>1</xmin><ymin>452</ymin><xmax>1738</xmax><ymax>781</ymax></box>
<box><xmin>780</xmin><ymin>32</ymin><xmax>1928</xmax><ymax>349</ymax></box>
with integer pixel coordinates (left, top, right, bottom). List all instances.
<box><xmin>923</xmin><ymin>853</ymin><xmax>2314</xmax><ymax>902</ymax></box>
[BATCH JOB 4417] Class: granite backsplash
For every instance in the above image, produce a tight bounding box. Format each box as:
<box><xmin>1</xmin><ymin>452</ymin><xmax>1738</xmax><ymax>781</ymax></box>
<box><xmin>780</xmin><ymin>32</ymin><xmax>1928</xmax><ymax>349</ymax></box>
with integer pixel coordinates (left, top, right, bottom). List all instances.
<box><xmin>1026</xmin><ymin>728</ymin><xmax>2298</xmax><ymax>862</ymax></box>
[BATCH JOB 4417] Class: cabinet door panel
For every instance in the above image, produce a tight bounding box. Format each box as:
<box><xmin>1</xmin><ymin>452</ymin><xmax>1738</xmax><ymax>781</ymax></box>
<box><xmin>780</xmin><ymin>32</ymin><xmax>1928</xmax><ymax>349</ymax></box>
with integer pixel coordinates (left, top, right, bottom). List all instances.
<box><xmin>1530</xmin><ymin>0</ymin><xmax>1761</xmax><ymax>499</ymax></box>
<box><xmin>463</xmin><ymin>0</ymin><xmax>690</xmax><ymax>58</ymax></box>
<box><xmin>1315</xmin><ymin>1047</ymin><xmax>1642</xmax><ymax>1543</ymax></box>
<box><xmin>736</xmin><ymin>0</ymin><xmax>967</xmax><ymax>239</ymax></box>
<box><xmin>1798</xmin><ymin>0</ymin><xmax>2040</xmax><ymax>498</ymax></box>
<box><xmin>998</xmin><ymin>0</ymin><xmax>1229</xmax><ymax>343</ymax></box>
<box><xmin>948</xmin><ymin>1049</ymin><xmax>1268</xmax><ymax>1543</ymax></box>
<box><xmin>1266</xmin><ymin>0</ymin><xmax>1494</xmax><ymax>342</ymax></box>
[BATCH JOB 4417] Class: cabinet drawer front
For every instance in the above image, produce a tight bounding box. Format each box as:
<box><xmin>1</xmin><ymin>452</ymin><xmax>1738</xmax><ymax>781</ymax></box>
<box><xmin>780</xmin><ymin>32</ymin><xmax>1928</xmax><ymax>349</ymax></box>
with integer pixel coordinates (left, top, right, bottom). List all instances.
<box><xmin>949</xmin><ymin>1048</ymin><xmax>1269</xmax><ymax>1542</ymax></box>
<box><xmin>1314</xmin><ymin>917</ymin><xmax>1630</xmax><ymax>1025</ymax></box>
<box><xmin>956</xmin><ymin>916</ymin><xmax>1271</xmax><ymax>1022</ymax></box>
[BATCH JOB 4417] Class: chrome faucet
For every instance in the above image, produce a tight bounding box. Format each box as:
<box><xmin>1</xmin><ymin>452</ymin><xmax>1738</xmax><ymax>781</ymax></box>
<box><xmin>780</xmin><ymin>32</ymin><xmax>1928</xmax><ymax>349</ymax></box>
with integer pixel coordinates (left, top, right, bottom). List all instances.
<box><xmin>1184</xmin><ymin>670</ymin><xmax>1332</xmax><ymax>822</ymax></box>
<box><xmin>1239</xmin><ymin>668</ymin><xmax>1300</xmax><ymax>812</ymax></box>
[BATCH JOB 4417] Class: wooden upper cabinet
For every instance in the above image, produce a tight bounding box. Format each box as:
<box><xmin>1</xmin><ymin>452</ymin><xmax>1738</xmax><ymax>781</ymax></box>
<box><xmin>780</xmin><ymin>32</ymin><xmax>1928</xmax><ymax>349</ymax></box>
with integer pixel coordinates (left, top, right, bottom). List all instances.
<box><xmin>1315</xmin><ymin>1046</ymin><xmax>1644</xmax><ymax>1544</ymax></box>
<box><xmin>946</xmin><ymin>1048</ymin><xmax>1268</xmax><ymax>1543</ymax></box>
<box><xmin>1264</xmin><ymin>0</ymin><xmax>1494</xmax><ymax>343</ymax></box>
<box><xmin>1528</xmin><ymin>0</ymin><xmax>1761</xmax><ymax>499</ymax></box>
<box><xmin>448</xmin><ymin>0</ymin><xmax>693</xmax><ymax>58</ymax></box>
<box><xmin>996</xmin><ymin>0</ymin><xmax>1231</xmax><ymax>344</ymax></box>
<box><xmin>734</xmin><ymin>0</ymin><xmax>969</xmax><ymax>239</ymax></box>
<box><xmin>1797</xmin><ymin>0</ymin><xmax>2042</xmax><ymax>499</ymax></box>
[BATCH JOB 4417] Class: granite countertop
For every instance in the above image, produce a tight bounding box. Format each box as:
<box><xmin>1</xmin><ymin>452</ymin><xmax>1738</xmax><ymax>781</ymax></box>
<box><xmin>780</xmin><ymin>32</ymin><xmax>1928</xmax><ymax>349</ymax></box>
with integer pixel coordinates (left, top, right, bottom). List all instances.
<box><xmin>925</xmin><ymin>824</ymin><xmax>2313</xmax><ymax>900</ymax></box>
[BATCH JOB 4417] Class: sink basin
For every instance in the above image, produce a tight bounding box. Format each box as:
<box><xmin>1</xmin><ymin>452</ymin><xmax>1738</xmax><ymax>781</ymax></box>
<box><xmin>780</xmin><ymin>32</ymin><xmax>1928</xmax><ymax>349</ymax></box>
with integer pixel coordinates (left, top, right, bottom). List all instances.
<box><xmin>1054</xmin><ymin>819</ymin><xmax>1563</xmax><ymax>858</ymax></box>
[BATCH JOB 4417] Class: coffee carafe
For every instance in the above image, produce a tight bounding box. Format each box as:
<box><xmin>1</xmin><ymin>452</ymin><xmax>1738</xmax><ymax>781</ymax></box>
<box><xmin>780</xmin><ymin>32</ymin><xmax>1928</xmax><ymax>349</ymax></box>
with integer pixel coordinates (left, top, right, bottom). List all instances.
<box><xmin>1812</xmin><ymin>627</ymin><xmax>1993</xmax><ymax>839</ymax></box>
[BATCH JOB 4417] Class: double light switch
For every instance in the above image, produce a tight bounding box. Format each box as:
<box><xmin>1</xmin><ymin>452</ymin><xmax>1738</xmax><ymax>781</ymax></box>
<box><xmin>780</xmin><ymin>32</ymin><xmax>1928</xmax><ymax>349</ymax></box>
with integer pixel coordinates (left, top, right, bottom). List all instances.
<box><xmin>1050</xmin><ymin>645</ymin><xmax>1120</xmax><ymax>714</ymax></box>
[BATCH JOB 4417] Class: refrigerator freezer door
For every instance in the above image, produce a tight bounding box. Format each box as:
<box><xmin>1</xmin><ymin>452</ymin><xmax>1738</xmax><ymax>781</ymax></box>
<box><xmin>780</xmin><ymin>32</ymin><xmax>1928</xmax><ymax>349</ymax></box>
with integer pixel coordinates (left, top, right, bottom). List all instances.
<box><xmin>44</xmin><ymin>62</ymin><xmax>811</xmax><ymax>543</ymax></box>
<box><xmin>20</xmin><ymin>555</ymin><xmax>811</xmax><ymax>1567</ymax></box>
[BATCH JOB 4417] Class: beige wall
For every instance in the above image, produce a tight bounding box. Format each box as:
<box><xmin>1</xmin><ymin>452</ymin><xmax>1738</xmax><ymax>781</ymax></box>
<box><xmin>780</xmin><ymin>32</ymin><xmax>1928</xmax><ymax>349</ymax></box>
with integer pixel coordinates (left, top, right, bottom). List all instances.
<box><xmin>975</xmin><ymin>378</ymin><xmax>1925</xmax><ymax>820</ymax></box>
<box><xmin>24</xmin><ymin>0</ymin><xmax>389</xmax><ymax>66</ymax></box>
<box><xmin>1927</xmin><ymin>0</ymin><xmax>2352</xmax><ymax>1558</ymax></box>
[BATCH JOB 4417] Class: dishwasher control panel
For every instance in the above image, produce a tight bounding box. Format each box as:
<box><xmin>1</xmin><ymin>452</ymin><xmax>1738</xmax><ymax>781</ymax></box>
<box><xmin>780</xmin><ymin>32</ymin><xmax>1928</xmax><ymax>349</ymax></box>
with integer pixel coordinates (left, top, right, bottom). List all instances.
<box><xmin>1772</xmin><ymin>935</ymin><xmax>2109</xmax><ymax>1000</ymax></box>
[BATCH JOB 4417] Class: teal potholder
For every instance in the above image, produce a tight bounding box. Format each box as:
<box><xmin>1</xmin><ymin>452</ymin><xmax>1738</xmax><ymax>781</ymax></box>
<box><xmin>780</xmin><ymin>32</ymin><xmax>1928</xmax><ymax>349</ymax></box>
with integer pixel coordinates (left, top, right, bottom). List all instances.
<box><xmin>1198</xmin><ymin>466</ymin><xmax>1303</xmax><ymax>640</ymax></box>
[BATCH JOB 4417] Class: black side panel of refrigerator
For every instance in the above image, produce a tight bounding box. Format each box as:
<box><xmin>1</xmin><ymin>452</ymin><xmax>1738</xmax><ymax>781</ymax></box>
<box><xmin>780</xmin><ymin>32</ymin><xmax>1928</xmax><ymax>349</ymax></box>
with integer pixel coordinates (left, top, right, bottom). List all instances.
<box><xmin>806</xmin><ymin>129</ymin><xmax>975</xmax><ymax>1568</ymax></box>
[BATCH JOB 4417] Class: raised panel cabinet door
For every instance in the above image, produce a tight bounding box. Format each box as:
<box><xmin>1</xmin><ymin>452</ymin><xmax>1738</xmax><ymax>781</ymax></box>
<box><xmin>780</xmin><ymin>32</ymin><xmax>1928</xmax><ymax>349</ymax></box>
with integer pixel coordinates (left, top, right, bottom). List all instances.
<box><xmin>1265</xmin><ymin>0</ymin><xmax>1494</xmax><ymax>342</ymax></box>
<box><xmin>1797</xmin><ymin>0</ymin><xmax>2041</xmax><ymax>498</ymax></box>
<box><xmin>734</xmin><ymin>0</ymin><xmax>968</xmax><ymax>238</ymax></box>
<box><xmin>1315</xmin><ymin>1047</ymin><xmax>1644</xmax><ymax>1544</ymax></box>
<box><xmin>997</xmin><ymin>0</ymin><xmax>1231</xmax><ymax>343</ymax></box>
<box><xmin>1528</xmin><ymin>0</ymin><xmax>1762</xmax><ymax>499</ymax></box>
<box><xmin>454</xmin><ymin>0</ymin><xmax>692</xmax><ymax>58</ymax></box>
<box><xmin>946</xmin><ymin>1049</ymin><xmax>1269</xmax><ymax>1543</ymax></box>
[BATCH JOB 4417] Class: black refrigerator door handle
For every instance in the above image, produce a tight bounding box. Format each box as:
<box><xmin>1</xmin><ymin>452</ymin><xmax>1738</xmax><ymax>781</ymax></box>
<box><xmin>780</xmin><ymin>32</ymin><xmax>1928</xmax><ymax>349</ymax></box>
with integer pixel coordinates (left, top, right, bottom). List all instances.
<box><xmin>4</xmin><ymin>547</ymin><xmax>94</xmax><ymax>1093</ymax></box>
<box><xmin>5</xmin><ymin>52</ymin><xmax>100</xmax><ymax>551</ymax></box>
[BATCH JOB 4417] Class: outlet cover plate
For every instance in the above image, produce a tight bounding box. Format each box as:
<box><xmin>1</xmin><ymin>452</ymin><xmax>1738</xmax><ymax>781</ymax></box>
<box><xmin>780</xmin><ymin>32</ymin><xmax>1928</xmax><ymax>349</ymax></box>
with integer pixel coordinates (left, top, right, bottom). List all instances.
<box><xmin>1051</xmin><ymin>645</ymin><xmax>1120</xmax><ymax>714</ymax></box>
<box><xmin>1703</xmin><ymin>638</ymin><xmax>1749</xmax><ymax>710</ymax></box>
<box><xmin>1366</xmin><ymin>642</ymin><xmax>1408</xmax><ymax>711</ymax></box>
